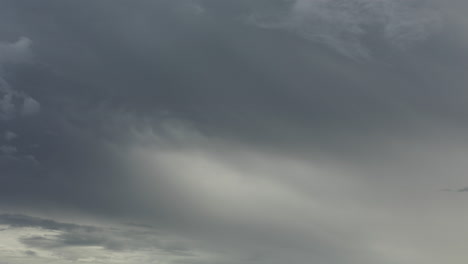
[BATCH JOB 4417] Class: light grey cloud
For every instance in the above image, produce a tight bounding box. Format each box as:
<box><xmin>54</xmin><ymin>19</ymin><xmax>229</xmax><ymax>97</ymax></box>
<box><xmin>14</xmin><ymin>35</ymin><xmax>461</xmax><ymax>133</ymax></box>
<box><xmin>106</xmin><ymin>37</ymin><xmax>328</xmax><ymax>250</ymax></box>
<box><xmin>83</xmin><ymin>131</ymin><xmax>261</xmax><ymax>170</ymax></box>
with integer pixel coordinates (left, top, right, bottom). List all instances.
<box><xmin>0</xmin><ymin>37</ymin><xmax>32</xmax><ymax>66</ymax></box>
<box><xmin>246</xmin><ymin>0</ymin><xmax>442</xmax><ymax>58</ymax></box>
<box><xmin>0</xmin><ymin>213</ymin><xmax>214</xmax><ymax>264</ymax></box>
<box><xmin>4</xmin><ymin>131</ymin><xmax>17</xmax><ymax>141</ymax></box>
<box><xmin>20</xmin><ymin>97</ymin><xmax>40</xmax><ymax>116</ymax></box>
<box><xmin>0</xmin><ymin>86</ymin><xmax>40</xmax><ymax>121</ymax></box>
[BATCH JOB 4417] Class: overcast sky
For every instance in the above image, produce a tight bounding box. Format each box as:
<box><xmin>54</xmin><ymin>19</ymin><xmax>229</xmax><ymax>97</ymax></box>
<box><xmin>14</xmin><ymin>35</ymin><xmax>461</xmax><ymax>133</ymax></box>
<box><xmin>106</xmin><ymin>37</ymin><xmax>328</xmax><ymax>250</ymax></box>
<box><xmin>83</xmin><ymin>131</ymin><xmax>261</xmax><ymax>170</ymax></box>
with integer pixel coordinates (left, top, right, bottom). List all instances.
<box><xmin>1</xmin><ymin>0</ymin><xmax>468</xmax><ymax>263</ymax></box>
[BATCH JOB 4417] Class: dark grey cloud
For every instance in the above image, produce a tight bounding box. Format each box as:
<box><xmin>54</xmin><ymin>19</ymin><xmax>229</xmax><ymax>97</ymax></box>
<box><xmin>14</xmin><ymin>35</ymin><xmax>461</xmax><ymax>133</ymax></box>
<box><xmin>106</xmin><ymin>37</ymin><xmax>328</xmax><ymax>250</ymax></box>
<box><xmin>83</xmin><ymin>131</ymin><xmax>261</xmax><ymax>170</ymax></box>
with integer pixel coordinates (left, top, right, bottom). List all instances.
<box><xmin>24</xmin><ymin>250</ymin><xmax>37</xmax><ymax>256</ymax></box>
<box><xmin>1</xmin><ymin>0</ymin><xmax>468</xmax><ymax>264</ymax></box>
<box><xmin>0</xmin><ymin>214</ymin><xmax>97</xmax><ymax>232</ymax></box>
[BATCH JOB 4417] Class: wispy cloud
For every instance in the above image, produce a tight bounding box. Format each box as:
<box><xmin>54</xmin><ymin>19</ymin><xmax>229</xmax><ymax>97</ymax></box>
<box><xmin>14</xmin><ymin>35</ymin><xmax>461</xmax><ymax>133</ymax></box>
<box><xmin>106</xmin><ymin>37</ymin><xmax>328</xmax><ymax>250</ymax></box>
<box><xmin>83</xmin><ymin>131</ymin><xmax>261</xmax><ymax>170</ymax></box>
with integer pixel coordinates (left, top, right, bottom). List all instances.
<box><xmin>0</xmin><ymin>213</ymin><xmax>213</xmax><ymax>264</ymax></box>
<box><xmin>247</xmin><ymin>0</ymin><xmax>442</xmax><ymax>58</ymax></box>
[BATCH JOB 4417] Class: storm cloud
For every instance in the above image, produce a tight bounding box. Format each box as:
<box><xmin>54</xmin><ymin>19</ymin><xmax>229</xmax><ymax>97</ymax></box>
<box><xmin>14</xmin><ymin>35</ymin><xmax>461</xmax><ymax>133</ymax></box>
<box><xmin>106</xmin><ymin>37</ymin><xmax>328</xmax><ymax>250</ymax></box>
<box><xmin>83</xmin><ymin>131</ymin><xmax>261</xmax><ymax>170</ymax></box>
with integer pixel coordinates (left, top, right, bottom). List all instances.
<box><xmin>1</xmin><ymin>1</ymin><xmax>468</xmax><ymax>264</ymax></box>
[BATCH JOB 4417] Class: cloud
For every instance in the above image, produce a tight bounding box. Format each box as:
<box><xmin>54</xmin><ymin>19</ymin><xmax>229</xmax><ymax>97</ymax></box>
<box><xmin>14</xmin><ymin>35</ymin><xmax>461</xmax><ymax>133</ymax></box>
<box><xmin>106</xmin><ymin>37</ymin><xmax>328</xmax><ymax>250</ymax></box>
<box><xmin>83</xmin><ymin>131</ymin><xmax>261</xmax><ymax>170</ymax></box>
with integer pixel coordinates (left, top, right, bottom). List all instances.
<box><xmin>0</xmin><ymin>213</ymin><xmax>214</xmax><ymax>264</ymax></box>
<box><xmin>0</xmin><ymin>82</ymin><xmax>40</xmax><ymax>121</ymax></box>
<box><xmin>247</xmin><ymin>0</ymin><xmax>442</xmax><ymax>58</ymax></box>
<box><xmin>1</xmin><ymin>1</ymin><xmax>468</xmax><ymax>264</ymax></box>
<box><xmin>0</xmin><ymin>37</ymin><xmax>33</xmax><ymax>67</ymax></box>
<box><xmin>4</xmin><ymin>131</ymin><xmax>17</xmax><ymax>141</ymax></box>
<box><xmin>0</xmin><ymin>214</ymin><xmax>97</xmax><ymax>232</ymax></box>
<box><xmin>24</xmin><ymin>250</ymin><xmax>37</xmax><ymax>256</ymax></box>
<box><xmin>0</xmin><ymin>145</ymin><xmax>17</xmax><ymax>155</ymax></box>
<box><xmin>0</xmin><ymin>46</ymin><xmax>40</xmax><ymax>121</ymax></box>
<box><xmin>20</xmin><ymin>97</ymin><xmax>41</xmax><ymax>116</ymax></box>
<box><xmin>0</xmin><ymin>37</ymin><xmax>40</xmax><ymax>168</ymax></box>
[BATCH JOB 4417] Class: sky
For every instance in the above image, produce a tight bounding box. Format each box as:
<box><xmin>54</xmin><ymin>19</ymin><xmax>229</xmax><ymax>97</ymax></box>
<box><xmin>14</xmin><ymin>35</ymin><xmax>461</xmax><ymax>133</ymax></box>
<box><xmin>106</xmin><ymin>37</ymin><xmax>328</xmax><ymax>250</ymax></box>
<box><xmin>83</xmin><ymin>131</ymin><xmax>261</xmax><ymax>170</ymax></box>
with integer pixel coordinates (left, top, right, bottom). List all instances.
<box><xmin>1</xmin><ymin>0</ymin><xmax>468</xmax><ymax>263</ymax></box>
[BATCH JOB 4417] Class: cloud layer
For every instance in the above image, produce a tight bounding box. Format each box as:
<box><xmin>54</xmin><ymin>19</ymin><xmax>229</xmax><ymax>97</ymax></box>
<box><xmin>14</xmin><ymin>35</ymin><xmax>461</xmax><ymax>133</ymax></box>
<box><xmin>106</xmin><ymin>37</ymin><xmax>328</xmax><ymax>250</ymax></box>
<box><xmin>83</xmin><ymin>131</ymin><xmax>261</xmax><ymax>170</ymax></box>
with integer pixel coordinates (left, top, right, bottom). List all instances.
<box><xmin>1</xmin><ymin>1</ymin><xmax>468</xmax><ymax>264</ymax></box>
